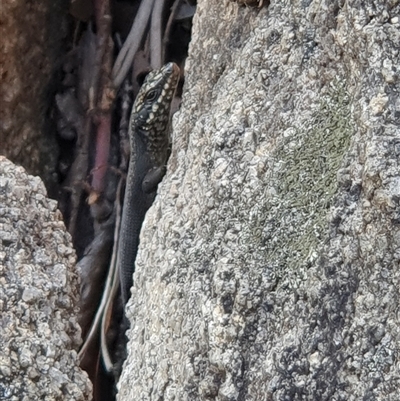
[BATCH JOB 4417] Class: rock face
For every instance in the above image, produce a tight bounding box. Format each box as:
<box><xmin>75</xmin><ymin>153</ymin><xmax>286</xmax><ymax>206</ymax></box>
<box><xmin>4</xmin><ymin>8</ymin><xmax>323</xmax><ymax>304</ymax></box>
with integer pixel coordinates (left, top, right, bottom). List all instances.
<box><xmin>118</xmin><ymin>1</ymin><xmax>400</xmax><ymax>400</ymax></box>
<box><xmin>0</xmin><ymin>157</ymin><xmax>92</xmax><ymax>400</ymax></box>
<box><xmin>0</xmin><ymin>0</ymin><xmax>68</xmax><ymax>193</ymax></box>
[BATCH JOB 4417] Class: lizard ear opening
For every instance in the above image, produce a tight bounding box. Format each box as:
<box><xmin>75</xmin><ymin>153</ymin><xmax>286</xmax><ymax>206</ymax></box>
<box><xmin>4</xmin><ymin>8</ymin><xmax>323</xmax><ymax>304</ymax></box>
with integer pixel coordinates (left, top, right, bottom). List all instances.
<box><xmin>142</xmin><ymin>166</ymin><xmax>167</xmax><ymax>193</ymax></box>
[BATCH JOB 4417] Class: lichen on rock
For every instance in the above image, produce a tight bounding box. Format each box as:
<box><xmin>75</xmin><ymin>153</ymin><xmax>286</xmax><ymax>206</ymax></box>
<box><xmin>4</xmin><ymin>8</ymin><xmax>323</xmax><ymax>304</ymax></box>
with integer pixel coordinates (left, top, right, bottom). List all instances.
<box><xmin>117</xmin><ymin>1</ymin><xmax>400</xmax><ymax>400</ymax></box>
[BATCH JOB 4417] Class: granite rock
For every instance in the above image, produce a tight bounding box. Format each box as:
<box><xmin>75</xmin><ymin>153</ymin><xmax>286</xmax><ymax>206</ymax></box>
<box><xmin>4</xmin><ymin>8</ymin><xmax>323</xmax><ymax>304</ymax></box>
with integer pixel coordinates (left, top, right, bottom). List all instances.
<box><xmin>118</xmin><ymin>0</ymin><xmax>400</xmax><ymax>400</ymax></box>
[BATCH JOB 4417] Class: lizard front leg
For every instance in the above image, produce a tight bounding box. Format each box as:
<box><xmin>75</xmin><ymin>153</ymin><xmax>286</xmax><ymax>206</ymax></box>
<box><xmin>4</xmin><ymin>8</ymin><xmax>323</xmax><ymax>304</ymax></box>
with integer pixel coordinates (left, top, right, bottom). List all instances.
<box><xmin>142</xmin><ymin>165</ymin><xmax>167</xmax><ymax>193</ymax></box>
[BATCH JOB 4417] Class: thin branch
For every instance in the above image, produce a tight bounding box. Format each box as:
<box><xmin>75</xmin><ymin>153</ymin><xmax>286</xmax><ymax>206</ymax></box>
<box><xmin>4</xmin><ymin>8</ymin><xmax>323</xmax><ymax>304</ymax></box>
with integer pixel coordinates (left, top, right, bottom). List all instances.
<box><xmin>89</xmin><ymin>114</ymin><xmax>112</xmax><ymax>202</ymax></box>
<box><xmin>112</xmin><ymin>0</ymin><xmax>156</xmax><ymax>88</ymax></box>
<box><xmin>100</xmin><ymin>182</ymin><xmax>123</xmax><ymax>371</ymax></box>
<box><xmin>163</xmin><ymin>0</ymin><xmax>182</xmax><ymax>50</ymax></box>
<box><xmin>150</xmin><ymin>0</ymin><xmax>168</xmax><ymax>69</ymax></box>
<box><xmin>89</xmin><ymin>7</ymin><xmax>115</xmax><ymax>202</ymax></box>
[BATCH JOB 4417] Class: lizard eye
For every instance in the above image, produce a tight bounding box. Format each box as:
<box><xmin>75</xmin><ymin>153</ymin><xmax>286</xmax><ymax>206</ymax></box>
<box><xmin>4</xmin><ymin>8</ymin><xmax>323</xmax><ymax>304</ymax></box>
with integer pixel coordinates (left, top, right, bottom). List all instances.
<box><xmin>145</xmin><ymin>89</ymin><xmax>158</xmax><ymax>102</ymax></box>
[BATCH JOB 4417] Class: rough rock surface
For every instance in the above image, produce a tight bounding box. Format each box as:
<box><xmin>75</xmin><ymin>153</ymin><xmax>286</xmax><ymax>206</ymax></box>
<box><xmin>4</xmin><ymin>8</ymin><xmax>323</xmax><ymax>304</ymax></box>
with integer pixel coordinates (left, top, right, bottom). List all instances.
<box><xmin>0</xmin><ymin>0</ymin><xmax>68</xmax><ymax>193</ymax></box>
<box><xmin>118</xmin><ymin>0</ymin><xmax>400</xmax><ymax>400</ymax></box>
<box><xmin>0</xmin><ymin>156</ymin><xmax>92</xmax><ymax>400</ymax></box>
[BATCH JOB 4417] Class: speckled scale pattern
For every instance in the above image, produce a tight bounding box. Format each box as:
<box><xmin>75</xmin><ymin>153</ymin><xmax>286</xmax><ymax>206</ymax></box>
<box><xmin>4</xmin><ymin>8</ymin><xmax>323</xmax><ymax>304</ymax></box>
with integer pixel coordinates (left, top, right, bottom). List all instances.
<box><xmin>130</xmin><ymin>62</ymin><xmax>180</xmax><ymax>165</ymax></box>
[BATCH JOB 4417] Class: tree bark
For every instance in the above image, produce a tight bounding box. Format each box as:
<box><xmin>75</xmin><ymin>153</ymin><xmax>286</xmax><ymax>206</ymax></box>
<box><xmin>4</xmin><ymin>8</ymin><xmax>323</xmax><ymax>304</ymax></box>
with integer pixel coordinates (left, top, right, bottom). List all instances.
<box><xmin>118</xmin><ymin>1</ymin><xmax>400</xmax><ymax>400</ymax></box>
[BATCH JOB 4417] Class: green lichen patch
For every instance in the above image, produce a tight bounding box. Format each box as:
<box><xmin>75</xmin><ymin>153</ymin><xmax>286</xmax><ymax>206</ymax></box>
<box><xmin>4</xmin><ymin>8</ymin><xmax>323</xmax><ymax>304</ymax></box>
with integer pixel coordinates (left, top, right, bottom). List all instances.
<box><xmin>263</xmin><ymin>80</ymin><xmax>353</xmax><ymax>280</ymax></box>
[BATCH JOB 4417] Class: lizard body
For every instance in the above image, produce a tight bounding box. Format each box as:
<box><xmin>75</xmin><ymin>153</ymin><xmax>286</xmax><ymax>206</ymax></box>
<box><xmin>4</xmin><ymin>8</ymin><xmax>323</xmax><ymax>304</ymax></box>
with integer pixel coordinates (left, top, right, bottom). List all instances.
<box><xmin>118</xmin><ymin>62</ymin><xmax>180</xmax><ymax>306</ymax></box>
<box><xmin>79</xmin><ymin>63</ymin><xmax>180</xmax><ymax>390</ymax></box>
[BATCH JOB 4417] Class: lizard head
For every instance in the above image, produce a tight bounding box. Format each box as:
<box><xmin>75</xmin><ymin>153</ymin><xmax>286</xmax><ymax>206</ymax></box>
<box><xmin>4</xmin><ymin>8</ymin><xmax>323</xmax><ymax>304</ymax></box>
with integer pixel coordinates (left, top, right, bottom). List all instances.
<box><xmin>130</xmin><ymin>62</ymin><xmax>180</xmax><ymax>137</ymax></box>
